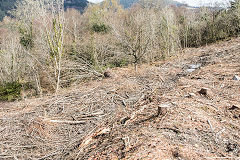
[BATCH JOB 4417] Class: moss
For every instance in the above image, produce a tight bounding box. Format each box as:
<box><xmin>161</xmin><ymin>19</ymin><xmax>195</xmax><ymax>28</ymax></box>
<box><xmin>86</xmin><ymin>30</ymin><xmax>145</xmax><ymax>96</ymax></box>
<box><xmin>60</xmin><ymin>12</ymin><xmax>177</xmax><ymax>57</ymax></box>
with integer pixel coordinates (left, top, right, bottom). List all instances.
<box><xmin>0</xmin><ymin>82</ymin><xmax>22</xmax><ymax>101</ymax></box>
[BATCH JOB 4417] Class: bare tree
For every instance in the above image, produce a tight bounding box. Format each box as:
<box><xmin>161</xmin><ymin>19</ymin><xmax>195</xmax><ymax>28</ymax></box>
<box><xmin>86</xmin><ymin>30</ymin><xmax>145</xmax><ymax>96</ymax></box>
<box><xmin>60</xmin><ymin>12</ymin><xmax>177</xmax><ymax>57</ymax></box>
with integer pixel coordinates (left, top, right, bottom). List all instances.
<box><xmin>0</xmin><ymin>32</ymin><xmax>23</xmax><ymax>83</ymax></box>
<box><xmin>12</xmin><ymin>0</ymin><xmax>65</xmax><ymax>93</ymax></box>
<box><xmin>45</xmin><ymin>0</ymin><xmax>65</xmax><ymax>93</ymax></box>
<box><xmin>110</xmin><ymin>6</ymin><xmax>152</xmax><ymax>71</ymax></box>
<box><xmin>46</xmin><ymin>17</ymin><xmax>64</xmax><ymax>93</ymax></box>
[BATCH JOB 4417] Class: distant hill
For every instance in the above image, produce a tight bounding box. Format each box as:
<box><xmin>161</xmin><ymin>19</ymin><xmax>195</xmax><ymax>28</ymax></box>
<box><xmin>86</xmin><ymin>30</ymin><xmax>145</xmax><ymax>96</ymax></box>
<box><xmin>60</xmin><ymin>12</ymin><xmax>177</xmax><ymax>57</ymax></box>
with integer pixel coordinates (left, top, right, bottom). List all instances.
<box><xmin>0</xmin><ymin>0</ymin><xmax>187</xmax><ymax>21</ymax></box>
<box><xmin>64</xmin><ymin>0</ymin><xmax>88</xmax><ymax>12</ymax></box>
<box><xmin>120</xmin><ymin>0</ymin><xmax>138</xmax><ymax>8</ymax></box>
<box><xmin>120</xmin><ymin>0</ymin><xmax>187</xmax><ymax>8</ymax></box>
<box><xmin>0</xmin><ymin>0</ymin><xmax>89</xmax><ymax>21</ymax></box>
<box><xmin>0</xmin><ymin>0</ymin><xmax>16</xmax><ymax>20</ymax></box>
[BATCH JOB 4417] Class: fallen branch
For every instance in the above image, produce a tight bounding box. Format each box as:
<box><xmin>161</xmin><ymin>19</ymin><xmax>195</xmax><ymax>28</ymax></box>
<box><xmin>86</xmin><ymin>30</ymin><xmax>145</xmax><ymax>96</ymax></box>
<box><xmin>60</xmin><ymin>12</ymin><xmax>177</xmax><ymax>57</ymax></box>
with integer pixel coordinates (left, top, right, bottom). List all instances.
<box><xmin>207</xmin><ymin>119</ymin><xmax>214</xmax><ymax>131</ymax></box>
<box><xmin>205</xmin><ymin>157</ymin><xmax>236</xmax><ymax>159</ymax></box>
<box><xmin>40</xmin><ymin>117</ymin><xmax>86</xmax><ymax>124</ymax></box>
<box><xmin>48</xmin><ymin>119</ymin><xmax>85</xmax><ymax>124</ymax></box>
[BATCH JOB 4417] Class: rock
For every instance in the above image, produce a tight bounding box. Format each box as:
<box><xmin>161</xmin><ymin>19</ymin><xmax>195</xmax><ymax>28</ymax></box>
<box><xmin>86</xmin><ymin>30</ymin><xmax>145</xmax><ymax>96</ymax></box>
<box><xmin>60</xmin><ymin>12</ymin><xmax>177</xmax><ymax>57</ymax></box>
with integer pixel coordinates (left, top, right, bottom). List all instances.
<box><xmin>228</xmin><ymin>105</ymin><xmax>239</xmax><ymax>110</ymax></box>
<box><xmin>186</xmin><ymin>69</ymin><xmax>195</xmax><ymax>73</ymax></box>
<box><xmin>189</xmin><ymin>64</ymin><xmax>201</xmax><ymax>69</ymax></box>
<box><xmin>186</xmin><ymin>64</ymin><xmax>202</xmax><ymax>73</ymax></box>
<box><xmin>159</xmin><ymin>103</ymin><xmax>172</xmax><ymax>108</ymax></box>
<box><xmin>186</xmin><ymin>93</ymin><xmax>196</xmax><ymax>98</ymax></box>
<box><xmin>233</xmin><ymin>75</ymin><xmax>240</xmax><ymax>81</ymax></box>
<box><xmin>104</xmin><ymin>71</ymin><xmax>111</xmax><ymax>78</ymax></box>
<box><xmin>198</xmin><ymin>88</ymin><xmax>209</xmax><ymax>96</ymax></box>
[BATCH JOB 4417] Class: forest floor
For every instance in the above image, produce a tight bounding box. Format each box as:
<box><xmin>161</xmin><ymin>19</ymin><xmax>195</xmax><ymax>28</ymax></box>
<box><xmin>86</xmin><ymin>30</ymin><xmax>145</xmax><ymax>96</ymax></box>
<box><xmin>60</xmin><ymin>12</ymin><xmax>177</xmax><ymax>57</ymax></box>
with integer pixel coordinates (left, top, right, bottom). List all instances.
<box><xmin>0</xmin><ymin>38</ymin><xmax>240</xmax><ymax>160</ymax></box>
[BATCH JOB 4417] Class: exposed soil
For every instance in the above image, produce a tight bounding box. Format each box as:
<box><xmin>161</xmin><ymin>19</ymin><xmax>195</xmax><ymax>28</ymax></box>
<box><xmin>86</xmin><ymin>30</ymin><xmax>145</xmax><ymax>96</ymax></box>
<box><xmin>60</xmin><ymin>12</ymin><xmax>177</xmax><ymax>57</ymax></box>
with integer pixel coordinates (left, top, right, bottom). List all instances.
<box><xmin>0</xmin><ymin>38</ymin><xmax>240</xmax><ymax>159</ymax></box>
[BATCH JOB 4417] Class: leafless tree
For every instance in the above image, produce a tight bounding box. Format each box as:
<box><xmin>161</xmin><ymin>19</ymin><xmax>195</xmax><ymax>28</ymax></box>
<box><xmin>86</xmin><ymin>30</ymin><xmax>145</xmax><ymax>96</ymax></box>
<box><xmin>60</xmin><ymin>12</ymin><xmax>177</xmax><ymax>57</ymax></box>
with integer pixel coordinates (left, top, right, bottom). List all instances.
<box><xmin>110</xmin><ymin>6</ymin><xmax>152</xmax><ymax>71</ymax></box>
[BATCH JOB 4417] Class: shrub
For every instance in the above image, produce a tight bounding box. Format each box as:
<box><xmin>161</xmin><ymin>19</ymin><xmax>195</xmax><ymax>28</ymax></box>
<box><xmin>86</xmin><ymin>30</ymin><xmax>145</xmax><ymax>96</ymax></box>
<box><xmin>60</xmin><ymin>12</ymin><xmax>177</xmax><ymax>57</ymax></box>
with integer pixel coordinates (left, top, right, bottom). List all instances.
<box><xmin>0</xmin><ymin>82</ymin><xmax>22</xmax><ymax>101</ymax></box>
<box><xmin>19</xmin><ymin>24</ymin><xmax>34</xmax><ymax>50</ymax></box>
<box><xmin>91</xmin><ymin>23</ymin><xmax>109</xmax><ymax>33</ymax></box>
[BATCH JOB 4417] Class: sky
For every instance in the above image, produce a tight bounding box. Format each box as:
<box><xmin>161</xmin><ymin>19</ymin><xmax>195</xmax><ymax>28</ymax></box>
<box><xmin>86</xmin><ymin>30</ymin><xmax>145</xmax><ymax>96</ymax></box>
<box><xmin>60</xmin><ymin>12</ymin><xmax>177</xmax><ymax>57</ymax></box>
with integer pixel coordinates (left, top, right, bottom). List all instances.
<box><xmin>88</xmin><ymin>0</ymin><xmax>230</xmax><ymax>6</ymax></box>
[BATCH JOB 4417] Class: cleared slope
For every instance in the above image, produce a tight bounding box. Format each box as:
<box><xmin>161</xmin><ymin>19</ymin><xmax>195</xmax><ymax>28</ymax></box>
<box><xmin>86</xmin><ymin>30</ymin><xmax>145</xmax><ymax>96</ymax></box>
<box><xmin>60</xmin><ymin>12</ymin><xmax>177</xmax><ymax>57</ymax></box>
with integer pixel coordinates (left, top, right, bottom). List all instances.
<box><xmin>0</xmin><ymin>38</ymin><xmax>240</xmax><ymax>159</ymax></box>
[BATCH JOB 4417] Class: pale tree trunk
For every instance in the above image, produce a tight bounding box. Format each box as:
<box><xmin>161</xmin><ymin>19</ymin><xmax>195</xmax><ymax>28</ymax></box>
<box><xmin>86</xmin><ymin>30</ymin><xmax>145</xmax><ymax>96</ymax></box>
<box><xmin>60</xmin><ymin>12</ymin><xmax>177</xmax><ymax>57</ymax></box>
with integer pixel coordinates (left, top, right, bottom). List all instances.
<box><xmin>46</xmin><ymin>0</ymin><xmax>65</xmax><ymax>93</ymax></box>
<box><xmin>56</xmin><ymin>30</ymin><xmax>64</xmax><ymax>93</ymax></box>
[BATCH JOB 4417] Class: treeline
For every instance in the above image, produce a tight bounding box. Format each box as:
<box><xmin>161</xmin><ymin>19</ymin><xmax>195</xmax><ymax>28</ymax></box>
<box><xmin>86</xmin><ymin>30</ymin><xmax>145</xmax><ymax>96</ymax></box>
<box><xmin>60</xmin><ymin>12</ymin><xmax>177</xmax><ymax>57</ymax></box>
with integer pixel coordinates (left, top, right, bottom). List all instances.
<box><xmin>177</xmin><ymin>1</ymin><xmax>240</xmax><ymax>47</ymax></box>
<box><xmin>0</xmin><ymin>0</ymin><xmax>239</xmax><ymax>100</ymax></box>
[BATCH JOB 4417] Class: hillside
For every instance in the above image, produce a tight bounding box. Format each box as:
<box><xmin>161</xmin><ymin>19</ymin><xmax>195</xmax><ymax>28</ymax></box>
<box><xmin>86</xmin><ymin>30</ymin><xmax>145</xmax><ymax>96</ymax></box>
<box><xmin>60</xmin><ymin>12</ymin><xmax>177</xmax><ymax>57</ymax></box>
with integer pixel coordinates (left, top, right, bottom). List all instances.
<box><xmin>120</xmin><ymin>0</ymin><xmax>186</xmax><ymax>8</ymax></box>
<box><xmin>0</xmin><ymin>0</ymin><xmax>88</xmax><ymax>21</ymax></box>
<box><xmin>120</xmin><ymin>0</ymin><xmax>138</xmax><ymax>8</ymax></box>
<box><xmin>0</xmin><ymin>0</ymin><xmax>189</xmax><ymax>21</ymax></box>
<box><xmin>0</xmin><ymin>0</ymin><xmax>15</xmax><ymax>20</ymax></box>
<box><xmin>64</xmin><ymin>0</ymin><xmax>88</xmax><ymax>12</ymax></box>
<box><xmin>0</xmin><ymin>38</ymin><xmax>240</xmax><ymax>159</ymax></box>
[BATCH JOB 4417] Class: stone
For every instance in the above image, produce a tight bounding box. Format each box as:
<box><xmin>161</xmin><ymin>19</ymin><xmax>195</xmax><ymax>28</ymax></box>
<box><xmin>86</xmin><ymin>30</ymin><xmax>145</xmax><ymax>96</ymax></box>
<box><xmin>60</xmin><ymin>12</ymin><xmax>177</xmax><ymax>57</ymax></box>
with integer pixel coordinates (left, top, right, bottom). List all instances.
<box><xmin>233</xmin><ymin>75</ymin><xmax>240</xmax><ymax>81</ymax></box>
<box><xmin>186</xmin><ymin>63</ymin><xmax>202</xmax><ymax>73</ymax></box>
<box><xmin>189</xmin><ymin>64</ymin><xmax>201</xmax><ymax>69</ymax></box>
<box><xmin>188</xmin><ymin>93</ymin><xmax>196</xmax><ymax>98</ymax></box>
<box><xmin>228</xmin><ymin>105</ymin><xmax>239</xmax><ymax>110</ymax></box>
<box><xmin>186</xmin><ymin>69</ymin><xmax>195</xmax><ymax>73</ymax></box>
<box><xmin>104</xmin><ymin>71</ymin><xmax>111</xmax><ymax>78</ymax></box>
<box><xmin>198</xmin><ymin>88</ymin><xmax>209</xmax><ymax>96</ymax></box>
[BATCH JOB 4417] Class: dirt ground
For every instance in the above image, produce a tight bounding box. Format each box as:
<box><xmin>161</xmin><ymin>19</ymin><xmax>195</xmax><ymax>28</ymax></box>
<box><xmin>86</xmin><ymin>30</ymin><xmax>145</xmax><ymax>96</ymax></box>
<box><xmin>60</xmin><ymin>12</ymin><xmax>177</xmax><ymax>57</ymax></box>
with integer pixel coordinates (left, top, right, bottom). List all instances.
<box><xmin>0</xmin><ymin>38</ymin><xmax>240</xmax><ymax>160</ymax></box>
